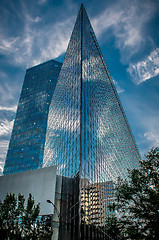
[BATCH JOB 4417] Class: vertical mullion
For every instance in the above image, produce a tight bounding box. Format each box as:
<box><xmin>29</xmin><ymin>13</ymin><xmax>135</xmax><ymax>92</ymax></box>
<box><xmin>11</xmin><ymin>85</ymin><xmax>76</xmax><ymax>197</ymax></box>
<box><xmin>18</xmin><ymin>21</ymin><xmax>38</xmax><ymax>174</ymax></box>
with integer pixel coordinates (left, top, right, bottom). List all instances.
<box><xmin>79</xmin><ymin>4</ymin><xmax>83</xmax><ymax>240</ymax></box>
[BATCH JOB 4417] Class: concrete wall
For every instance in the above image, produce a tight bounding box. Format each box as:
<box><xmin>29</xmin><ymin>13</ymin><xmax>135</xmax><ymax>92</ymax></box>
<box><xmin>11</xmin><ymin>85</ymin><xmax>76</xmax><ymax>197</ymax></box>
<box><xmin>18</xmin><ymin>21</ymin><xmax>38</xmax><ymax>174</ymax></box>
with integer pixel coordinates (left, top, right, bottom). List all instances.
<box><xmin>0</xmin><ymin>166</ymin><xmax>57</xmax><ymax>215</ymax></box>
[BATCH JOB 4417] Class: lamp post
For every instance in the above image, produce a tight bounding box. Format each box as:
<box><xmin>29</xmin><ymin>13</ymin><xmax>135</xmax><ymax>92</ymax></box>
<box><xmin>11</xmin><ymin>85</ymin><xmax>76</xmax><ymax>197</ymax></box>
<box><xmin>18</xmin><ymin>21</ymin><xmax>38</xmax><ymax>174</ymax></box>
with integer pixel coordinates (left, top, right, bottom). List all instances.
<box><xmin>47</xmin><ymin>199</ymin><xmax>60</xmax><ymax>219</ymax></box>
<box><xmin>47</xmin><ymin>199</ymin><xmax>60</xmax><ymax>240</ymax></box>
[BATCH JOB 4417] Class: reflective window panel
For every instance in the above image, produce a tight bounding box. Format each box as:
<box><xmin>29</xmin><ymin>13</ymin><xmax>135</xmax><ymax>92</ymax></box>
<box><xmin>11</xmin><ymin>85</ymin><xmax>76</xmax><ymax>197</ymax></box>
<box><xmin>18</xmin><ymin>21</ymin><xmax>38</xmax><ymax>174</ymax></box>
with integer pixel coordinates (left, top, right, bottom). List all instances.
<box><xmin>3</xmin><ymin>60</ymin><xmax>62</xmax><ymax>175</ymax></box>
<box><xmin>43</xmin><ymin>4</ymin><xmax>140</xmax><ymax>239</ymax></box>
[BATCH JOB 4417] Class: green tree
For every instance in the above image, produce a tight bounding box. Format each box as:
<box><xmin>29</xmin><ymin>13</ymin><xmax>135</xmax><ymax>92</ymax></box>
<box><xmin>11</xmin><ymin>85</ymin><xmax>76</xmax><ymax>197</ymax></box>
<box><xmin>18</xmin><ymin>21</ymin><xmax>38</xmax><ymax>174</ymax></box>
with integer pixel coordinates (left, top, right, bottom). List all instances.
<box><xmin>107</xmin><ymin>147</ymin><xmax>159</xmax><ymax>240</ymax></box>
<box><xmin>0</xmin><ymin>193</ymin><xmax>52</xmax><ymax>240</ymax></box>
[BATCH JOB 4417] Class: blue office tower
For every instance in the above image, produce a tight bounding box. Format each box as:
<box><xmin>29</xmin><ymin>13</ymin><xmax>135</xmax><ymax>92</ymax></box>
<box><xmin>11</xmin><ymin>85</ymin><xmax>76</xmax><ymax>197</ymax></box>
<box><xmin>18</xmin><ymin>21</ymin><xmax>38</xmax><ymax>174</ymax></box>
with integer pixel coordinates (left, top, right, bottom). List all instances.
<box><xmin>43</xmin><ymin>4</ymin><xmax>141</xmax><ymax>238</ymax></box>
<box><xmin>43</xmin><ymin>4</ymin><xmax>140</xmax><ymax>185</ymax></box>
<box><xmin>3</xmin><ymin>60</ymin><xmax>62</xmax><ymax>175</ymax></box>
<box><xmin>3</xmin><ymin>4</ymin><xmax>141</xmax><ymax>239</ymax></box>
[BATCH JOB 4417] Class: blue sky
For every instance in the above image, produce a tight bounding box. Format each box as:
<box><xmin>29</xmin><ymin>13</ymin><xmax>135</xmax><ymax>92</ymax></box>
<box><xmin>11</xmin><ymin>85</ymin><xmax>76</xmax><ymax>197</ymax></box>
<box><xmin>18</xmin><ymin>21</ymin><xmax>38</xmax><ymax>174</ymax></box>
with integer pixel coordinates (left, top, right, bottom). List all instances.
<box><xmin>0</xmin><ymin>0</ymin><xmax>159</xmax><ymax>174</ymax></box>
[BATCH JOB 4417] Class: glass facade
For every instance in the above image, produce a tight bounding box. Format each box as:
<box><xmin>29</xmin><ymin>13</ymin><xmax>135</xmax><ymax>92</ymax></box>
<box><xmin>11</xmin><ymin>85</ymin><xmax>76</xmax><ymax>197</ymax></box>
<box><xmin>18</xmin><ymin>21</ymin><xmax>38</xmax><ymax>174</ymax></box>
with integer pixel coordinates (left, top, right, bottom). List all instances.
<box><xmin>3</xmin><ymin>4</ymin><xmax>141</xmax><ymax>239</ymax></box>
<box><xmin>3</xmin><ymin>59</ymin><xmax>62</xmax><ymax>175</ymax></box>
<box><xmin>43</xmin><ymin>4</ymin><xmax>141</xmax><ymax>239</ymax></box>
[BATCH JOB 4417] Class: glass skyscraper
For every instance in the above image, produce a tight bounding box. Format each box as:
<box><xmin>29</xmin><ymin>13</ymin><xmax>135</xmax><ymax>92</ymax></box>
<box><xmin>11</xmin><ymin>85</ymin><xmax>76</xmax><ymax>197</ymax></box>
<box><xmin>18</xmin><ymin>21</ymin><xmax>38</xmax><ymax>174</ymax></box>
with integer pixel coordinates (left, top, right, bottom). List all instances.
<box><xmin>3</xmin><ymin>4</ymin><xmax>141</xmax><ymax>239</ymax></box>
<box><xmin>42</xmin><ymin>4</ymin><xmax>141</xmax><ymax>239</ymax></box>
<box><xmin>3</xmin><ymin>59</ymin><xmax>62</xmax><ymax>175</ymax></box>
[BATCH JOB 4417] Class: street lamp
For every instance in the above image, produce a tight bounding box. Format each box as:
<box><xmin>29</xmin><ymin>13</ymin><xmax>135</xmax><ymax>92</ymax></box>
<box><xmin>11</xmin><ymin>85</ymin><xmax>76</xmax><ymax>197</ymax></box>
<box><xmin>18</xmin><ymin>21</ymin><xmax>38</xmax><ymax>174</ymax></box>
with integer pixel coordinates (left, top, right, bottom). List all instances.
<box><xmin>47</xmin><ymin>199</ymin><xmax>60</xmax><ymax>219</ymax></box>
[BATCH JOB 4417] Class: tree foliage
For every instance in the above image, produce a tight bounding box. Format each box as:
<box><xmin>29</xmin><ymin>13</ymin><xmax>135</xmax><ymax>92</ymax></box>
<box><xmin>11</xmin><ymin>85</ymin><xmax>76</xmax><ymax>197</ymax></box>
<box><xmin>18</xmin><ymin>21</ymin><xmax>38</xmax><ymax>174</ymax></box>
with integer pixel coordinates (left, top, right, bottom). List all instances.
<box><xmin>107</xmin><ymin>147</ymin><xmax>159</xmax><ymax>240</ymax></box>
<box><xmin>0</xmin><ymin>193</ymin><xmax>52</xmax><ymax>240</ymax></box>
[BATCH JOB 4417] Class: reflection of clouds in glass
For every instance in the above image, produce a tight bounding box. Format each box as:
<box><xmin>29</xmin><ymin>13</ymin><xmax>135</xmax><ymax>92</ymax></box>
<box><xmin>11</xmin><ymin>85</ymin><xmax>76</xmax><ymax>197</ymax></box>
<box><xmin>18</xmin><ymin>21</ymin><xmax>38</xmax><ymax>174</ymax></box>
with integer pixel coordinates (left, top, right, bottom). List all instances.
<box><xmin>44</xmin><ymin>4</ymin><xmax>140</xmax><ymax>186</ymax></box>
<box><xmin>43</xmin><ymin>33</ymin><xmax>81</xmax><ymax>171</ymax></box>
<box><xmin>43</xmin><ymin>146</ymin><xmax>58</xmax><ymax>167</ymax></box>
<box><xmin>83</xmin><ymin>55</ymin><xmax>101</xmax><ymax>80</ymax></box>
<box><xmin>35</xmin><ymin>92</ymin><xmax>47</xmax><ymax>110</ymax></box>
<box><xmin>57</xmin><ymin>163</ymin><xmax>66</xmax><ymax>172</ymax></box>
<box><xmin>49</xmin><ymin>118</ymin><xmax>80</xmax><ymax>132</ymax></box>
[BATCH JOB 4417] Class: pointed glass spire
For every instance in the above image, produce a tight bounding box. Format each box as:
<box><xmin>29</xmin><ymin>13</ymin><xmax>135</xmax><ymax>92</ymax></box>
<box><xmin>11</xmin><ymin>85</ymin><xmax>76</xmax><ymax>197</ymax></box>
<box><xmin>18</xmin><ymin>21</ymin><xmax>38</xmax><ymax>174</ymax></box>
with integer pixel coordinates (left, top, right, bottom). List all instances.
<box><xmin>43</xmin><ymin>4</ymin><xmax>140</xmax><ymax>179</ymax></box>
<box><xmin>43</xmin><ymin>5</ymin><xmax>83</xmax><ymax>175</ymax></box>
<box><xmin>43</xmin><ymin>4</ymin><xmax>140</xmax><ymax>231</ymax></box>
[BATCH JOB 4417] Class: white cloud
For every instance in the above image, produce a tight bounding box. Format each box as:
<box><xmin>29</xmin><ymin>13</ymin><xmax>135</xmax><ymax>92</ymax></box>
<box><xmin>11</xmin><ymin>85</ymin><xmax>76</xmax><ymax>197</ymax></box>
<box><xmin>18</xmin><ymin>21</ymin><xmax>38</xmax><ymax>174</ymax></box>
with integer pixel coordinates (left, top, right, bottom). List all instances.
<box><xmin>0</xmin><ymin>119</ymin><xmax>14</xmax><ymax>174</ymax></box>
<box><xmin>0</xmin><ymin>37</ymin><xmax>19</xmax><ymax>53</ymax></box>
<box><xmin>127</xmin><ymin>48</ymin><xmax>159</xmax><ymax>84</ymax></box>
<box><xmin>0</xmin><ymin>119</ymin><xmax>14</xmax><ymax>136</ymax></box>
<box><xmin>122</xmin><ymin>95</ymin><xmax>159</xmax><ymax>157</ymax></box>
<box><xmin>0</xmin><ymin>0</ymin><xmax>155</xmax><ymax>67</ymax></box>
<box><xmin>92</xmin><ymin>0</ymin><xmax>155</xmax><ymax>61</ymax></box>
<box><xmin>144</xmin><ymin>130</ymin><xmax>159</xmax><ymax>148</ymax></box>
<box><xmin>0</xmin><ymin>75</ymin><xmax>20</xmax><ymax>106</ymax></box>
<box><xmin>92</xmin><ymin>8</ymin><xmax>123</xmax><ymax>37</ymax></box>
<box><xmin>0</xmin><ymin>0</ymin><xmax>155</xmax><ymax>68</ymax></box>
<box><xmin>38</xmin><ymin>0</ymin><xmax>47</xmax><ymax>5</ymax></box>
<box><xmin>0</xmin><ymin>105</ymin><xmax>17</xmax><ymax>112</ymax></box>
<box><xmin>113</xmin><ymin>79</ymin><xmax>125</xmax><ymax>93</ymax></box>
<box><xmin>0</xmin><ymin>140</ymin><xmax>9</xmax><ymax>175</ymax></box>
<box><xmin>25</xmin><ymin>14</ymin><xmax>41</xmax><ymax>24</ymax></box>
<box><xmin>0</xmin><ymin>10</ymin><xmax>74</xmax><ymax>68</ymax></box>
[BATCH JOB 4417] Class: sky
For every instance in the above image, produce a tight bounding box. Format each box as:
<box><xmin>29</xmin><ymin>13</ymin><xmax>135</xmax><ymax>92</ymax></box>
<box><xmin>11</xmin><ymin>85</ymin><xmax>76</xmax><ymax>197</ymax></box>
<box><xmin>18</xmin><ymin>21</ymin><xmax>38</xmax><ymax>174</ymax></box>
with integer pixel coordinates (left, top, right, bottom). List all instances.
<box><xmin>0</xmin><ymin>0</ymin><xmax>159</xmax><ymax>175</ymax></box>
